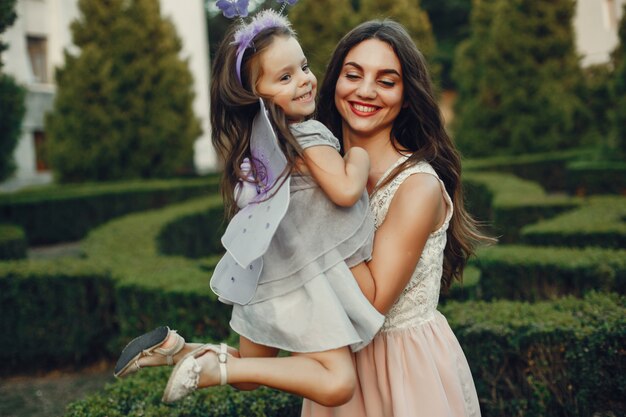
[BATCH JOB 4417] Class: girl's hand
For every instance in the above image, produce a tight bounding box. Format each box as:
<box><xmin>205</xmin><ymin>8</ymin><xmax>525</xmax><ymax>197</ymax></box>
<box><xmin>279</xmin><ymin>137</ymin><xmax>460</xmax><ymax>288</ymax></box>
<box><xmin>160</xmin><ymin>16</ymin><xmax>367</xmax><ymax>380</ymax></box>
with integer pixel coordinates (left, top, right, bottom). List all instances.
<box><xmin>234</xmin><ymin>158</ymin><xmax>258</xmax><ymax>208</ymax></box>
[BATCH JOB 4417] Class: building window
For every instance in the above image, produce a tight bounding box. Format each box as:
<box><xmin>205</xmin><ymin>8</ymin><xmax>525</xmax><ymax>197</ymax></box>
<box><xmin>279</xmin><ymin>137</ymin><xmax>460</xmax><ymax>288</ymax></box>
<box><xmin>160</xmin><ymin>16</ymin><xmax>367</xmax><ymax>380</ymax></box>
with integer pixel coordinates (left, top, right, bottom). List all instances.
<box><xmin>603</xmin><ymin>0</ymin><xmax>618</xmax><ymax>30</ymax></box>
<box><xmin>27</xmin><ymin>36</ymin><xmax>48</xmax><ymax>83</ymax></box>
<box><xmin>34</xmin><ymin>130</ymin><xmax>49</xmax><ymax>172</ymax></box>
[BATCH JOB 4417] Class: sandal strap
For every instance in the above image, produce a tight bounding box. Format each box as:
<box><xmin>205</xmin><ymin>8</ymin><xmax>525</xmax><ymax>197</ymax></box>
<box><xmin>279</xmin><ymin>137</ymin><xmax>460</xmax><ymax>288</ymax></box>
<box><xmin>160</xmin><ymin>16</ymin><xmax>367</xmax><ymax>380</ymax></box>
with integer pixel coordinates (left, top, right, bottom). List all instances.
<box><xmin>217</xmin><ymin>343</ymin><xmax>228</xmax><ymax>386</ymax></box>
<box><xmin>153</xmin><ymin>330</ymin><xmax>186</xmax><ymax>365</ymax></box>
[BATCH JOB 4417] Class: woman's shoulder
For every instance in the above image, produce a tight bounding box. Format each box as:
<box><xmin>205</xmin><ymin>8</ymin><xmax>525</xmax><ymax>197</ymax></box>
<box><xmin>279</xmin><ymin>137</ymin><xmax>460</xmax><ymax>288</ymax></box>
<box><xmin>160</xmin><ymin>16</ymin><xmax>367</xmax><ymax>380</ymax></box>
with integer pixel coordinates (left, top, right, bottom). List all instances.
<box><xmin>290</xmin><ymin>120</ymin><xmax>340</xmax><ymax>151</ymax></box>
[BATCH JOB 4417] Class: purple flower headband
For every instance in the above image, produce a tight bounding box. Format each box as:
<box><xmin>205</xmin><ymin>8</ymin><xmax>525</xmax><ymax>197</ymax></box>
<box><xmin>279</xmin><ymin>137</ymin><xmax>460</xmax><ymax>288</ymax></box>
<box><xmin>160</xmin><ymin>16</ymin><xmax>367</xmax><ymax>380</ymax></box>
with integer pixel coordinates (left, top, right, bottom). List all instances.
<box><xmin>215</xmin><ymin>0</ymin><xmax>299</xmax><ymax>83</ymax></box>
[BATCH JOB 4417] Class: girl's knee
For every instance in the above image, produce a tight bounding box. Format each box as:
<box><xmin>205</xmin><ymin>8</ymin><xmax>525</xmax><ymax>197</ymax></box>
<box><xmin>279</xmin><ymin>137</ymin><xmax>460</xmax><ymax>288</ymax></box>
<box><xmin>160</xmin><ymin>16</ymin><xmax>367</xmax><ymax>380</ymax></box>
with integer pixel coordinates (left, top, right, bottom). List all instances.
<box><xmin>320</xmin><ymin>369</ymin><xmax>356</xmax><ymax>406</ymax></box>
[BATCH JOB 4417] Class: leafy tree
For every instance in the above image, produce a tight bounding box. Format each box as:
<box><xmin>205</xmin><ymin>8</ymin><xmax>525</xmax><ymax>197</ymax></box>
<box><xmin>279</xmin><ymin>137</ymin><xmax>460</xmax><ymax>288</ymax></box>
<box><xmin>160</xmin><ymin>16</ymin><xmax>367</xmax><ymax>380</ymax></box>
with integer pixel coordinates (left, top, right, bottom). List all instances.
<box><xmin>289</xmin><ymin>0</ymin><xmax>357</xmax><ymax>79</ymax></box>
<box><xmin>46</xmin><ymin>0</ymin><xmax>201</xmax><ymax>182</ymax></box>
<box><xmin>0</xmin><ymin>0</ymin><xmax>25</xmax><ymax>181</ymax></box>
<box><xmin>609</xmin><ymin>4</ymin><xmax>626</xmax><ymax>159</ymax></box>
<box><xmin>421</xmin><ymin>0</ymin><xmax>472</xmax><ymax>88</ymax></box>
<box><xmin>357</xmin><ymin>0</ymin><xmax>436</xmax><ymax>64</ymax></box>
<box><xmin>453</xmin><ymin>0</ymin><xmax>583</xmax><ymax>156</ymax></box>
<box><xmin>0</xmin><ymin>0</ymin><xmax>17</xmax><ymax>66</ymax></box>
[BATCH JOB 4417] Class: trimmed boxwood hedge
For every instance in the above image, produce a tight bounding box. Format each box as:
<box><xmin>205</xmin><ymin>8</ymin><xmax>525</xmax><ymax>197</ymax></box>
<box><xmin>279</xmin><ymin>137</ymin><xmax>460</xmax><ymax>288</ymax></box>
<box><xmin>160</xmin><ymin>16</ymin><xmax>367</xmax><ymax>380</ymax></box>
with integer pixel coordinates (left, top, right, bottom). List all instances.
<box><xmin>81</xmin><ymin>196</ymin><xmax>230</xmax><ymax>353</ymax></box>
<box><xmin>444</xmin><ymin>292</ymin><xmax>625</xmax><ymax>417</ymax></box>
<box><xmin>566</xmin><ymin>160</ymin><xmax>626</xmax><ymax>195</ymax></box>
<box><xmin>463</xmin><ymin>172</ymin><xmax>580</xmax><ymax>243</ymax></box>
<box><xmin>475</xmin><ymin>245</ymin><xmax>626</xmax><ymax>300</ymax></box>
<box><xmin>463</xmin><ymin>148</ymin><xmax>591</xmax><ymax>191</ymax></box>
<box><xmin>441</xmin><ymin>265</ymin><xmax>481</xmax><ymax>302</ymax></box>
<box><xmin>0</xmin><ymin>177</ymin><xmax>218</xmax><ymax>244</ymax></box>
<box><xmin>64</xmin><ymin>292</ymin><xmax>625</xmax><ymax>417</ymax></box>
<box><xmin>0</xmin><ymin>196</ymin><xmax>230</xmax><ymax>374</ymax></box>
<box><xmin>521</xmin><ymin>195</ymin><xmax>626</xmax><ymax>248</ymax></box>
<box><xmin>0</xmin><ymin>258</ymin><xmax>115</xmax><ymax>374</ymax></box>
<box><xmin>0</xmin><ymin>223</ymin><xmax>27</xmax><ymax>260</ymax></box>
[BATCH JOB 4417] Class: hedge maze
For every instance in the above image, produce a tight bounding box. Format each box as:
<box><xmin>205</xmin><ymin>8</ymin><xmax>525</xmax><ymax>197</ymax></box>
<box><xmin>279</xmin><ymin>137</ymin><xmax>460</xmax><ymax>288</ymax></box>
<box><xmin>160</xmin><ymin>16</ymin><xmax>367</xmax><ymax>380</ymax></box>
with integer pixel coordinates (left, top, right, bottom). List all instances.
<box><xmin>0</xmin><ymin>151</ymin><xmax>624</xmax><ymax>417</ymax></box>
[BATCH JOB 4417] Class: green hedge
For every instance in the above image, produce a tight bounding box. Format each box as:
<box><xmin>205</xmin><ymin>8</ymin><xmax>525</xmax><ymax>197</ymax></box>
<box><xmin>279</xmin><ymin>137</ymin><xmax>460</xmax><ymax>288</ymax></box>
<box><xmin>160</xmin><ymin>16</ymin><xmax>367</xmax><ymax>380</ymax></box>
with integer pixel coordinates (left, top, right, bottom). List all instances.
<box><xmin>463</xmin><ymin>149</ymin><xmax>591</xmax><ymax>191</ymax></box>
<box><xmin>0</xmin><ymin>196</ymin><xmax>230</xmax><ymax>373</ymax></box>
<box><xmin>0</xmin><ymin>223</ymin><xmax>27</xmax><ymax>260</ymax></box>
<box><xmin>444</xmin><ymin>292</ymin><xmax>625</xmax><ymax>417</ymax></box>
<box><xmin>157</xmin><ymin>205</ymin><xmax>226</xmax><ymax>258</ymax></box>
<box><xmin>566</xmin><ymin>160</ymin><xmax>626</xmax><ymax>195</ymax></box>
<box><xmin>64</xmin><ymin>292</ymin><xmax>625</xmax><ymax>417</ymax></box>
<box><xmin>81</xmin><ymin>196</ymin><xmax>230</xmax><ymax>353</ymax></box>
<box><xmin>0</xmin><ymin>258</ymin><xmax>115</xmax><ymax>374</ymax></box>
<box><xmin>463</xmin><ymin>172</ymin><xmax>580</xmax><ymax>243</ymax></box>
<box><xmin>65</xmin><ymin>368</ymin><xmax>301</xmax><ymax>417</ymax></box>
<box><xmin>521</xmin><ymin>196</ymin><xmax>626</xmax><ymax>248</ymax></box>
<box><xmin>0</xmin><ymin>177</ymin><xmax>218</xmax><ymax>244</ymax></box>
<box><xmin>475</xmin><ymin>245</ymin><xmax>626</xmax><ymax>300</ymax></box>
<box><xmin>441</xmin><ymin>265</ymin><xmax>481</xmax><ymax>302</ymax></box>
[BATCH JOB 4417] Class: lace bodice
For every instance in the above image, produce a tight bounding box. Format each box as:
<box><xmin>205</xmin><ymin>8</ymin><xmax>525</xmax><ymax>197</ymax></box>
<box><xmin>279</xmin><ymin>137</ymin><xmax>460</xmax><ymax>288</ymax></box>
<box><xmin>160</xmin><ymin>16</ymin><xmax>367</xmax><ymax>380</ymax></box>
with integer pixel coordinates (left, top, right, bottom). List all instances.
<box><xmin>369</xmin><ymin>157</ymin><xmax>453</xmax><ymax>332</ymax></box>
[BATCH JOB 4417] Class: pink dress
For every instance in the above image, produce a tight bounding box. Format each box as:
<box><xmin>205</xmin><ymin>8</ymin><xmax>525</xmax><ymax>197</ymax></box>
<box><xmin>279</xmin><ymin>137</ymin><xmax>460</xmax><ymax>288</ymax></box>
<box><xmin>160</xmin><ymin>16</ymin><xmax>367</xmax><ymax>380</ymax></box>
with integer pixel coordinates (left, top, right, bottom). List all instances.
<box><xmin>302</xmin><ymin>158</ymin><xmax>481</xmax><ymax>417</ymax></box>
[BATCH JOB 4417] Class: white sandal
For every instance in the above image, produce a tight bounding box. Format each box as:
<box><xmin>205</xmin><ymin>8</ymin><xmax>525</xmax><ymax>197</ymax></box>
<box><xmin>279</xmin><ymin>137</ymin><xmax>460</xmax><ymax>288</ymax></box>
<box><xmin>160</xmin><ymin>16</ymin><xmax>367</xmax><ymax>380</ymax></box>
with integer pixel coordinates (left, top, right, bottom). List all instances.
<box><xmin>162</xmin><ymin>343</ymin><xmax>229</xmax><ymax>403</ymax></box>
<box><xmin>114</xmin><ymin>326</ymin><xmax>186</xmax><ymax>378</ymax></box>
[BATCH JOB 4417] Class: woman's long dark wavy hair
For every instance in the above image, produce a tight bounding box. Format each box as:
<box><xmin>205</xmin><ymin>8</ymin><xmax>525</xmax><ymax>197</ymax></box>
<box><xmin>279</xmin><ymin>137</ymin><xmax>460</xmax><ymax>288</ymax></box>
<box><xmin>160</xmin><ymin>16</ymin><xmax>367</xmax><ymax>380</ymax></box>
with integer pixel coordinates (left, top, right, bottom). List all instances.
<box><xmin>210</xmin><ymin>24</ymin><xmax>304</xmax><ymax>219</ymax></box>
<box><xmin>318</xmin><ymin>20</ymin><xmax>494</xmax><ymax>292</ymax></box>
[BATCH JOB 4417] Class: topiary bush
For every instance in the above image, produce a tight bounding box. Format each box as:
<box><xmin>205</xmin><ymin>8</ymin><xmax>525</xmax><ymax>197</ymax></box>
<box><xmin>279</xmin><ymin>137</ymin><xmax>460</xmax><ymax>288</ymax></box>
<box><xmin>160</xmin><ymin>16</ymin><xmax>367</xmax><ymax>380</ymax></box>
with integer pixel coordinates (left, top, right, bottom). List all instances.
<box><xmin>0</xmin><ymin>223</ymin><xmax>27</xmax><ymax>260</ymax></box>
<box><xmin>0</xmin><ymin>177</ymin><xmax>217</xmax><ymax>244</ymax></box>
<box><xmin>63</xmin><ymin>293</ymin><xmax>625</xmax><ymax>417</ymax></box>
<box><xmin>521</xmin><ymin>195</ymin><xmax>626</xmax><ymax>248</ymax></box>
<box><xmin>463</xmin><ymin>172</ymin><xmax>580</xmax><ymax>243</ymax></box>
<box><xmin>64</xmin><ymin>367</ymin><xmax>301</xmax><ymax>417</ymax></box>
<box><xmin>475</xmin><ymin>245</ymin><xmax>626</xmax><ymax>300</ymax></box>
<box><xmin>0</xmin><ymin>196</ymin><xmax>230</xmax><ymax>373</ymax></box>
<box><xmin>565</xmin><ymin>160</ymin><xmax>626</xmax><ymax>195</ymax></box>
<box><xmin>0</xmin><ymin>258</ymin><xmax>115</xmax><ymax>375</ymax></box>
<box><xmin>444</xmin><ymin>292</ymin><xmax>625</xmax><ymax>417</ymax></box>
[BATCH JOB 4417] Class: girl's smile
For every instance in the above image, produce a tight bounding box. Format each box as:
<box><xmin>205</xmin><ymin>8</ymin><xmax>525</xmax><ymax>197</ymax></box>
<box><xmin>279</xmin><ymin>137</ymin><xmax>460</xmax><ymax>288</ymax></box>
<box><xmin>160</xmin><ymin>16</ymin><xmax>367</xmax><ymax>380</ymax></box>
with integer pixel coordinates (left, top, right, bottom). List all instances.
<box><xmin>256</xmin><ymin>36</ymin><xmax>317</xmax><ymax>122</ymax></box>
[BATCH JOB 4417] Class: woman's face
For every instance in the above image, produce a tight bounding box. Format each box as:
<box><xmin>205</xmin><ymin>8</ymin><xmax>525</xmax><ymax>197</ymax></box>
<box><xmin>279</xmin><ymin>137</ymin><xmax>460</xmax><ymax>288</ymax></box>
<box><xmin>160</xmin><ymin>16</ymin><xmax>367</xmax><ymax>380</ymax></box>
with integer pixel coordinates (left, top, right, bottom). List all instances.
<box><xmin>334</xmin><ymin>39</ymin><xmax>404</xmax><ymax>141</ymax></box>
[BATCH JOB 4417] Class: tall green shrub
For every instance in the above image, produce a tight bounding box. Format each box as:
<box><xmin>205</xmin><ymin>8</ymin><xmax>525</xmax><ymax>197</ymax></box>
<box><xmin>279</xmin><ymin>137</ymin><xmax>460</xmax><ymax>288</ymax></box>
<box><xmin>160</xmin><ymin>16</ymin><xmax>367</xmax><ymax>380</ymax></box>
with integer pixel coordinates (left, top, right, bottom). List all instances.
<box><xmin>0</xmin><ymin>0</ymin><xmax>17</xmax><ymax>63</ymax></box>
<box><xmin>289</xmin><ymin>0</ymin><xmax>357</xmax><ymax>78</ymax></box>
<box><xmin>357</xmin><ymin>0</ymin><xmax>436</xmax><ymax>63</ymax></box>
<box><xmin>46</xmin><ymin>0</ymin><xmax>201</xmax><ymax>182</ymax></box>
<box><xmin>421</xmin><ymin>0</ymin><xmax>472</xmax><ymax>89</ymax></box>
<box><xmin>610</xmin><ymin>4</ymin><xmax>626</xmax><ymax>159</ymax></box>
<box><xmin>0</xmin><ymin>0</ymin><xmax>24</xmax><ymax>181</ymax></box>
<box><xmin>0</xmin><ymin>75</ymin><xmax>25</xmax><ymax>181</ymax></box>
<box><xmin>453</xmin><ymin>0</ymin><xmax>583</xmax><ymax>156</ymax></box>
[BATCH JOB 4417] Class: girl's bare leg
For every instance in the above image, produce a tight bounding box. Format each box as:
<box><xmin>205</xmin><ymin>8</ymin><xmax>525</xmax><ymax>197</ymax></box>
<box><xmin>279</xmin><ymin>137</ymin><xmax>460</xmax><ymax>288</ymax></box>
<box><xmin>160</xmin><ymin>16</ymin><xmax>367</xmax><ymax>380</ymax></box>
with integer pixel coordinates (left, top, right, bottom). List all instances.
<box><xmin>231</xmin><ymin>336</ymin><xmax>279</xmax><ymax>391</ymax></box>
<box><xmin>196</xmin><ymin>346</ymin><xmax>356</xmax><ymax>407</ymax></box>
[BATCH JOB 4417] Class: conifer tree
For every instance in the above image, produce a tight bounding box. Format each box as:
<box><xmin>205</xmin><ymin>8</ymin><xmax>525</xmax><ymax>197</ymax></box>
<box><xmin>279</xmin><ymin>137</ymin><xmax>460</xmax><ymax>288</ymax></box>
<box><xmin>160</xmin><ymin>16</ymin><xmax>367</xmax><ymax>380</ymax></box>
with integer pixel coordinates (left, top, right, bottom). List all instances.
<box><xmin>610</xmin><ymin>4</ymin><xmax>626</xmax><ymax>159</ymax></box>
<box><xmin>357</xmin><ymin>0</ymin><xmax>436</xmax><ymax>62</ymax></box>
<box><xmin>289</xmin><ymin>0</ymin><xmax>357</xmax><ymax>78</ymax></box>
<box><xmin>46</xmin><ymin>0</ymin><xmax>201</xmax><ymax>182</ymax></box>
<box><xmin>0</xmin><ymin>0</ymin><xmax>25</xmax><ymax>181</ymax></box>
<box><xmin>453</xmin><ymin>0</ymin><xmax>583</xmax><ymax>156</ymax></box>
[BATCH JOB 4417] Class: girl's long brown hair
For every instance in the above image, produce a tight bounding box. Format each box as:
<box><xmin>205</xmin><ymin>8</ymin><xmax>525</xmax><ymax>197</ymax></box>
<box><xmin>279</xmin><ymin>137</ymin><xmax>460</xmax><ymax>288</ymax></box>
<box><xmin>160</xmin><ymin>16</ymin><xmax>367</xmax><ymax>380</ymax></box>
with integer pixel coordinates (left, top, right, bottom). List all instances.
<box><xmin>318</xmin><ymin>20</ymin><xmax>495</xmax><ymax>292</ymax></box>
<box><xmin>210</xmin><ymin>25</ymin><xmax>305</xmax><ymax>219</ymax></box>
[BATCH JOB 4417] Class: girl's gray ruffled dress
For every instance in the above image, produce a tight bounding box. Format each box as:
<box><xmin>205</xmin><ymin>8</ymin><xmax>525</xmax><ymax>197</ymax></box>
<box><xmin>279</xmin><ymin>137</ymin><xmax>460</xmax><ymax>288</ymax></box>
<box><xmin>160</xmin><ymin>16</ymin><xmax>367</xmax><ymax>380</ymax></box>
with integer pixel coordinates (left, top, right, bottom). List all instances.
<box><xmin>228</xmin><ymin>120</ymin><xmax>384</xmax><ymax>353</ymax></box>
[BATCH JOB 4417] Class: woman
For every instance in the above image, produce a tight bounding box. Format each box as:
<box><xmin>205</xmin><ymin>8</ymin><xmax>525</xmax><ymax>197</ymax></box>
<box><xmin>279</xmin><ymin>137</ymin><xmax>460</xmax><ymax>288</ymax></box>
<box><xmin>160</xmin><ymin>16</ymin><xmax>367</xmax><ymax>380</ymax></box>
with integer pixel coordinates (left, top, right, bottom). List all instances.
<box><xmin>301</xmin><ymin>20</ymin><xmax>489</xmax><ymax>417</ymax></box>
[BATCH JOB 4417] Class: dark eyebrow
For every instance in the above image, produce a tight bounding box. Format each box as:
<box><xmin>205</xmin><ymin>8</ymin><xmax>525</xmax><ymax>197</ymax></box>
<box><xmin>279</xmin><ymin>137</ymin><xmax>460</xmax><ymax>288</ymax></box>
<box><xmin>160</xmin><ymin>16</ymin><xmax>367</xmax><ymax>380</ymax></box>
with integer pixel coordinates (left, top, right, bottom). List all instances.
<box><xmin>343</xmin><ymin>61</ymin><xmax>401</xmax><ymax>77</ymax></box>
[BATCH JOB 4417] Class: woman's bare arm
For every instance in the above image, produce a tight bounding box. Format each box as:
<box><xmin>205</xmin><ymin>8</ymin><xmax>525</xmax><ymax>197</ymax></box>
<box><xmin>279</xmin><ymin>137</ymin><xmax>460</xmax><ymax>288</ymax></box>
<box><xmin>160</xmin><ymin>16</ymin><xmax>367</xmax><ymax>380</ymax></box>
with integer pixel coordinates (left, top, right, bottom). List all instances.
<box><xmin>363</xmin><ymin>173</ymin><xmax>446</xmax><ymax>314</ymax></box>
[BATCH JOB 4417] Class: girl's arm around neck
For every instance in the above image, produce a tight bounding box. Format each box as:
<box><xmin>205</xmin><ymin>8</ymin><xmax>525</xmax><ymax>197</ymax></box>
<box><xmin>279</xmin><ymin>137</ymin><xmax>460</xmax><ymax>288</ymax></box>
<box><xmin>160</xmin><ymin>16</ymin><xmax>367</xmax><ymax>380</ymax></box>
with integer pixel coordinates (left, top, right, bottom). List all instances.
<box><xmin>364</xmin><ymin>173</ymin><xmax>446</xmax><ymax>314</ymax></box>
<box><xmin>301</xmin><ymin>146</ymin><xmax>370</xmax><ymax>207</ymax></box>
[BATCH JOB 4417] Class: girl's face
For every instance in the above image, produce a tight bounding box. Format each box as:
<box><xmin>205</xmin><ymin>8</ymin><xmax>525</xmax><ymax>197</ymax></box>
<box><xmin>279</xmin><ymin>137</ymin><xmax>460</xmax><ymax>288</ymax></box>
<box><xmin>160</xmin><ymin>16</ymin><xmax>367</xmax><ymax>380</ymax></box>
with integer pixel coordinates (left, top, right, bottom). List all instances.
<box><xmin>256</xmin><ymin>36</ymin><xmax>317</xmax><ymax>122</ymax></box>
<box><xmin>334</xmin><ymin>39</ymin><xmax>404</xmax><ymax>141</ymax></box>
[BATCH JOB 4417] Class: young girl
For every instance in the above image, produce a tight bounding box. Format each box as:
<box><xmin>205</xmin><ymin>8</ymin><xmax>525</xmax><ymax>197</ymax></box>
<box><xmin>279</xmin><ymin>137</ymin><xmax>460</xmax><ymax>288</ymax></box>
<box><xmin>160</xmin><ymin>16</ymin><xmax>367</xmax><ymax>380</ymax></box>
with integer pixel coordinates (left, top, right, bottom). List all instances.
<box><xmin>114</xmin><ymin>9</ymin><xmax>383</xmax><ymax>405</ymax></box>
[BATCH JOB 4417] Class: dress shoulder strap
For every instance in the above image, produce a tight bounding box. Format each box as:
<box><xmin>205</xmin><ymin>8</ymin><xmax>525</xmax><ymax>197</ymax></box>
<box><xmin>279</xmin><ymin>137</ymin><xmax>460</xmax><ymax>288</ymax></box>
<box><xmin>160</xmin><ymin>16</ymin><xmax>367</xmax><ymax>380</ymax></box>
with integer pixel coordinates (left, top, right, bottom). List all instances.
<box><xmin>370</xmin><ymin>159</ymin><xmax>453</xmax><ymax>231</ymax></box>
